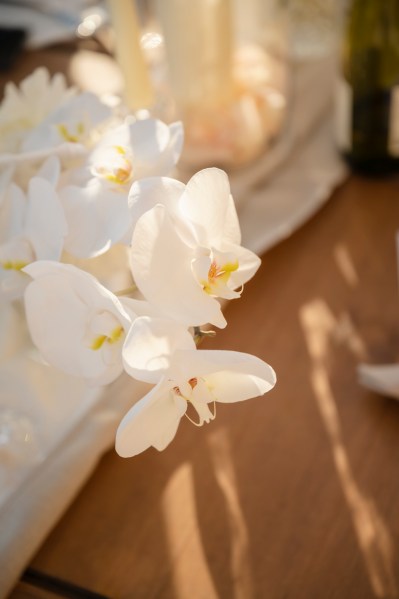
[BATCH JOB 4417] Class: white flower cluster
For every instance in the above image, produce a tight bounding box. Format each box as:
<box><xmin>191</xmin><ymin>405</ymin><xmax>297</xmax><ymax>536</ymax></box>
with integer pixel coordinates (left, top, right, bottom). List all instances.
<box><xmin>0</xmin><ymin>68</ymin><xmax>276</xmax><ymax>457</ymax></box>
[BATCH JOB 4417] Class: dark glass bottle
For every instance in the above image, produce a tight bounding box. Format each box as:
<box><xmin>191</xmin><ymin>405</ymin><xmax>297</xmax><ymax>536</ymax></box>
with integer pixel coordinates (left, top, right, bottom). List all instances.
<box><xmin>336</xmin><ymin>0</ymin><xmax>399</xmax><ymax>175</ymax></box>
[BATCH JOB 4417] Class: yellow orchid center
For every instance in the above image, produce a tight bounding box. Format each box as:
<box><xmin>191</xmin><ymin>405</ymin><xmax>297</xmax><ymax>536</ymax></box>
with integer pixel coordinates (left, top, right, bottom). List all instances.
<box><xmin>57</xmin><ymin>122</ymin><xmax>85</xmax><ymax>143</ymax></box>
<box><xmin>90</xmin><ymin>326</ymin><xmax>124</xmax><ymax>351</ymax></box>
<box><xmin>94</xmin><ymin>145</ymin><xmax>133</xmax><ymax>186</ymax></box>
<box><xmin>202</xmin><ymin>259</ymin><xmax>239</xmax><ymax>295</ymax></box>
<box><xmin>1</xmin><ymin>260</ymin><xmax>28</xmax><ymax>271</ymax></box>
<box><xmin>173</xmin><ymin>378</ymin><xmax>198</xmax><ymax>397</ymax></box>
<box><xmin>172</xmin><ymin>377</ymin><xmax>216</xmax><ymax>427</ymax></box>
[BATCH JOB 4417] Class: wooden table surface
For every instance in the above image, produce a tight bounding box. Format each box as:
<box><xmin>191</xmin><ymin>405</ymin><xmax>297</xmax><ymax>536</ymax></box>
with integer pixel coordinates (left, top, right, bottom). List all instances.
<box><xmin>4</xmin><ymin>45</ymin><xmax>399</xmax><ymax>599</ymax></box>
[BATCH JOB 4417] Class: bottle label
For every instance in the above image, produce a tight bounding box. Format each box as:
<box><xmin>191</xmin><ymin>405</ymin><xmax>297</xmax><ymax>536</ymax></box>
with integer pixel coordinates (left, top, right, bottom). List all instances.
<box><xmin>389</xmin><ymin>87</ymin><xmax>399</xmax><ymax>157</ymax></box>
<box><xmin>335</xmin><ymin>77</ymin><xmax>352</xmax><ymax>152</ymax></box>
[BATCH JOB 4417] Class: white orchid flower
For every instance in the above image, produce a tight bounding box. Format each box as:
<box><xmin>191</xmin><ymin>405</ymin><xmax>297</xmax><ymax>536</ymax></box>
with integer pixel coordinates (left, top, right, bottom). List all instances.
<box><xmin>128</xmin><ymin>168</ymin><xmax>261</xmax><ymax>328</ymax></box>
<box><xmin>0</xmin><ymin>152</ymin><xmax>61</xmax><ymax>218</ymax></box>
<box><xmin>0</xmin><ymin>165</ymin><xmax>14</xmax><ymax>209</ymax></box>
<box><xmin>0</xmin><ymin>67</ymin><xmax>73</xmax><ymax>153</ymax></box>
<box><xmin>0</xmin><ymin>165</ymin><xmax>67</xmax><ymax>299</ymax></box>
<box><xmin>0</xmin><ymin>81</ymin><xmax>104</xmax><ymax>171</ymax></box>
<box><xmin>7</xmin><ymin>153</ymin><xmax>62</xmax><ymax>196</ymax></box>
<box><xmin>116</xmin><ymin>317</ymin><xmax>276</xmax><ymax>456</ymax></box>
<box><xmin>59</xmin><ymin>118</ymin><xmax>183</xmax><ymax>258</ymax></box>
<box><xmin>89</xmin><ymin>118</ymin><xmax>183</xmax><ymax>183</ymax></box>
<box><xmin>21</xmin><ymin>92</ymin><xmax>111</xmax><ymax>154</ymax></box>
<box><xmin>23</xmin><ymin>262</ymin><xmax>138</xmax><ymax>385</ymax></box>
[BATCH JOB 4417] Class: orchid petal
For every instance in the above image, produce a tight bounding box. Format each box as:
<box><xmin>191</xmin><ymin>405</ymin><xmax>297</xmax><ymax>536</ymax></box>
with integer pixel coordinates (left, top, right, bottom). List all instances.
<box><xmin>0</xmin><ymin>237</ymin><xmax>34</xmax><ymax>274</ymax></box>
<box><xmin>128</xmin><ymin>119</ymin><xmax>182</xmax><ymax>178</ymax></box>
<box><xmin>122</xmin><ymin>316</ymin><xmax>195</xmax><ymax>384</ymax></box>
<box><xmin>0</xmin><ymin>185</ymin><xmax>30</xmax><ymax>297</ymax></box>
<box><xmin>0</xmin><ymin>143</ymin><xmax>86</xmax><ymax>170</ymax></box>
<box><xmin>0</xmin><ymin>165</ymin><xmax>14</xmax><ymax>206</ymax></box>
<box><xmin>0</xmin><ymin>269</ymin><xmax>29</xmax><ymax>301</ymax></box>
<box><xmin>116</xmin><ymin>379</ymin><xmax>187</xmax><ymax>457</ymax></box>
<box><xmin>25</xmin><ymin>271</ymin><xmax>102</xmax><ymax>378</ymax></box>
<box><xmin>221</xmin><ymin>243</ymin><xmax>261</xmax><ymax>289</ymax></box>
<box><xmin>22</xmin><ymin>92</ymin><xmax>111</xmax><ymax>152</ymax></box>
<box><xmin>25</xmin><ymin>177</ymin><xmax>67</xmax><ymax>261</ymax></box>
<box><xmin>89</xmin><ymin>119</ymin><xmax>183</xmax><ymax>186</ymax></box>
<box><xmin>128</xmin><ymin>176</ymin><xmax>185</xmax><ymax>231</ymax></box>
<box><xmin>0</xmin><ymin>68</ymin><xmax>73</xmax><ymax>153</ymax></box>
<box><xmin>18</xmin><ymin>68</ymin><xmax>72</xmax><ymax>125</ymax></box>
<box><xmin>169</xmin><ymin>349</ymin><xmax>276</xmax><ymax>395</ymax></box>
<box><xmin>181</xmin><ymin>168</ymin><xmax>241</xmax><ymax>246</ymax></box>
<box><xmin>130</xmin><ymin>204</ymin><xmax>226</xmax><ymax>328</ymax></box>
<box><xmin>23</xmin><ymin>262</ymin><xmax>132</xmax><ymax>384</ymax></box>
<box><xmin>60</xmin><ymin>179</ymin><xmax>131</xmax><ymax>258</ymax></box>
<box><xmin>24</xmin><ymin>262</ymin><xmax>132</xmax><ymax>318</ymax></box>
<box><xmin>205</xmin><ymin>367</ymin><xmax>276</xmax><ymax>403</ymax></box>
<box><xmin>118</xmin><ymin>297</ymin><xmax>167</xmax><ymax>321</ymax></box>
<box><xmin>35</xmin><ymin>155</ymin><xmax>61</xmax><ymax>186</ymax></box>
<box><xmin>2</xmin><ymin>184</ymin><xmax>26</xmax><ymax>239</ymax></box>
<box><xmin>0</xmin><ymin>81</ymin><xmax>25</xmax><ymax>126</ymax></box>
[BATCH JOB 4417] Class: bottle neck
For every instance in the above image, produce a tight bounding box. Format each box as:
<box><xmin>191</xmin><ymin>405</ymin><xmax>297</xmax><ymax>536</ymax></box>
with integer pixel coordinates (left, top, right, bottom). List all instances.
<box><xmin>345</xmin><ymin>0</ymin><xmax>399</xmax><ymax>89</ymax></box>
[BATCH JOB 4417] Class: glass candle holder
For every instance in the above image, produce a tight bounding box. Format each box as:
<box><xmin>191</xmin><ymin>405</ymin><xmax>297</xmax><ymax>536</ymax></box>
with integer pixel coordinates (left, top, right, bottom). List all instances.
<box><xmin>141</xmin><ymin>0</ymin><xmax>290</xmax><ymax>171</ymax></box>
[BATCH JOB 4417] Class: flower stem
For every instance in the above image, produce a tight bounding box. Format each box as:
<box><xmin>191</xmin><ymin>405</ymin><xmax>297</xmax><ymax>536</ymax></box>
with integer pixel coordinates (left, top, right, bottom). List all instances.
<box><xmin>194</xmin><ymin>326</ymin><xmax>217</xmax><ymax>346</ymax></box>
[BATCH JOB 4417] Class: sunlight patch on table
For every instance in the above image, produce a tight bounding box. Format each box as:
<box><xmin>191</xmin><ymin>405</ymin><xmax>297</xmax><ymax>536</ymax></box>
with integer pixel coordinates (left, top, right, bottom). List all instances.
<box><xmin>300</xmin><ymin>299</ymin><xmax>397</xmax><ymax>598</ymax></box>
<box><xmin>332</xmin><ymin>312</ymin><xmax>368</xmax><ymax>361</ymax></box>
<box><xmin>333</xmin><ymin>243</ymin><xmax>359</xmax><ymax>288</ymax></box>
<box><xmin>207</xmin><ymin>428</ymin><xmax>254</xmax><ymax>599</ymax></box>
<box><xmin>161</xmin><ymin>462</ymin><xmax>218</xmax><ymax>599</ymax></box>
